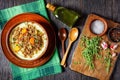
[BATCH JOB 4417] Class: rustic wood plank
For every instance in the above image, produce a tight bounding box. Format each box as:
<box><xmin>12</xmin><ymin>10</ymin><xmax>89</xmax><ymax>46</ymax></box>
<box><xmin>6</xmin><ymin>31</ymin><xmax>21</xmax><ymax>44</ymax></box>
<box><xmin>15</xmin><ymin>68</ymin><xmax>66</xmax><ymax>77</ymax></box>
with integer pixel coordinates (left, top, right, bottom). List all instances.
<box><xmin>112</xmin><ymin>0</ymin><xmax>120</xmax><ymax>22</ymax></box>
<box><xmin>0</xmin><ymin>0</ymin><xmax>120</xmax><ymax>80</ymax></box>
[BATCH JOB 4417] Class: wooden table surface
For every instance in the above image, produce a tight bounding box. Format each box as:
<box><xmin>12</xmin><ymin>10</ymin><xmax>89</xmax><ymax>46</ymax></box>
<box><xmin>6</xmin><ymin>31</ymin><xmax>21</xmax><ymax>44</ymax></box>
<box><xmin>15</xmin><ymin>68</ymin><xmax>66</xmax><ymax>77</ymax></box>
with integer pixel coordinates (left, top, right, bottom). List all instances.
<box><xmin>0</xmin><ymin>0</ymin><xmax>120</xmax><ymax>80</ymax></box>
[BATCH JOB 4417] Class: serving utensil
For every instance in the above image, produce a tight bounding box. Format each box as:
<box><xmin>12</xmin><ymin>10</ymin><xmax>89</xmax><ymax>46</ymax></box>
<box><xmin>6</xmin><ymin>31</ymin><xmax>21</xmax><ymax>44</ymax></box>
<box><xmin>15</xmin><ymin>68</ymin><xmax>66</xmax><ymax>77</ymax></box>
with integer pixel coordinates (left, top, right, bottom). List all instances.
<box><xmin>58</xmin><ymin>28</ymin><xmax>67</xmax><ymax>56</ymax></box>
<box><xmin>61</xmin><ymin>28</ymin><xmax>79</xmax><ymax>67</ymax></box>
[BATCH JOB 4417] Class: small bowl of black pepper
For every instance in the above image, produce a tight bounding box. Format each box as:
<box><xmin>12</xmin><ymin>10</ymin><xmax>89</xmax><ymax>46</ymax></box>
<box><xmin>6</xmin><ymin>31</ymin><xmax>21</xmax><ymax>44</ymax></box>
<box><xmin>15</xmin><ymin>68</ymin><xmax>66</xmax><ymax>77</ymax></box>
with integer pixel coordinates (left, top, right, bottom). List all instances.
<box><xmin>108</xmin><ymin>27</ymin><xmax>120</xmax><ymax>42</ymax></box>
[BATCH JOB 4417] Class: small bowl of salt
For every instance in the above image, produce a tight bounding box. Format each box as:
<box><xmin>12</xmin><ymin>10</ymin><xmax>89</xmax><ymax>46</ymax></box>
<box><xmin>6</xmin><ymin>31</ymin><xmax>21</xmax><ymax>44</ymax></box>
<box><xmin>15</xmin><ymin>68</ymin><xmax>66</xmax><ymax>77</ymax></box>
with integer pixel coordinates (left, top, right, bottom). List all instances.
<box><xmin>90</xmin><ymin>19</ymin><xmax>108</xmax><ymax>36</ymax></box>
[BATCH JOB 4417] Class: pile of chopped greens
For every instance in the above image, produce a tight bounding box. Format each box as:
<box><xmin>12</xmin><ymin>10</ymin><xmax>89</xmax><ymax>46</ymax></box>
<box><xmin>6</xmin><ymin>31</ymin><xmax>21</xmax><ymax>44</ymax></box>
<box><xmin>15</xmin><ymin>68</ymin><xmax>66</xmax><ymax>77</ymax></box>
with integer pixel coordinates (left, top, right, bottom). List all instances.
<box><xmin>81</xmin><ymin>36</ymin><xmax>101</xmax><ymax>69</ymax></box>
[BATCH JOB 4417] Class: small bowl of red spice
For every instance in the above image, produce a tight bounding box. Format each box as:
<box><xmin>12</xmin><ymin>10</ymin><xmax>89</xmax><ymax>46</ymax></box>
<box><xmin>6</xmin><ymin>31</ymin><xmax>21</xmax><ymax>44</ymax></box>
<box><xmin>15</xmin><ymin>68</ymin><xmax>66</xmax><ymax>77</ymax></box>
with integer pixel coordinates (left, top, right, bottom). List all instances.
<box><xmin>108</xmin><ymin>27</ymin><xmax>120</xmax><ymax>42</ymax></box>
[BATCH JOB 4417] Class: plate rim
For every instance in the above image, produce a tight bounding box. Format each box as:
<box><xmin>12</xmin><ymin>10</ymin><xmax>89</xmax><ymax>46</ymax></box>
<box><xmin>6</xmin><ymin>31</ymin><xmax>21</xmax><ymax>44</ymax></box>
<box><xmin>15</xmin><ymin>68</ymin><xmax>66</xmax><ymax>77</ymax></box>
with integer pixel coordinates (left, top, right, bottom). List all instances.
<box><xmin>1</xmin><ymin>12</ymin><xmax>56</xmax><ymax>68</ymax></box>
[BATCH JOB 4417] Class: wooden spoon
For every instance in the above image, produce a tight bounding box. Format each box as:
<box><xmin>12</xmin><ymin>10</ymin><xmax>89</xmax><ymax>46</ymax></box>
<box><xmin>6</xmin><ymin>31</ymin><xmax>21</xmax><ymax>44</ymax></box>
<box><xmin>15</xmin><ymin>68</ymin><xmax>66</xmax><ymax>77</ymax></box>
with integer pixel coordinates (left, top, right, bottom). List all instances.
<box><xmin>61</xmin><ymin>28</ymin><xmax>79</xmax><ymax>67</ymax></box>
<box><xmin>58</xmin><ymin>28</ymin><xmax>67</xmax><ymax>56</ymax></box>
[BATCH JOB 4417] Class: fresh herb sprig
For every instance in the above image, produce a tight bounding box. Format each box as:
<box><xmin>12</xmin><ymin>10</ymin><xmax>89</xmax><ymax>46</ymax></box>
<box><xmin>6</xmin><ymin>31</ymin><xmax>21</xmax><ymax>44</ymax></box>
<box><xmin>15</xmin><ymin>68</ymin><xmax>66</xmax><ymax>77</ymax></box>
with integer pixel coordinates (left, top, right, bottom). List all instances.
<box><xmin>104</xmin><ymin>49</ymin><xmax>112</xmax><ymax>73</ymax></box>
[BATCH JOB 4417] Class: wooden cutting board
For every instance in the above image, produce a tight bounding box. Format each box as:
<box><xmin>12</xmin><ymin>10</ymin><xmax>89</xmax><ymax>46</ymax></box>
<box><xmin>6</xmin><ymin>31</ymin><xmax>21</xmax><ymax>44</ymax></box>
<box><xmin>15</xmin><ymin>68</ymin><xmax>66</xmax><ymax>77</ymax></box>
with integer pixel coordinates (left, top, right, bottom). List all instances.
<box><xmin>70</xmin><ymin>14</ymin><xmax>120</xmax><ymax>80</ymax></box>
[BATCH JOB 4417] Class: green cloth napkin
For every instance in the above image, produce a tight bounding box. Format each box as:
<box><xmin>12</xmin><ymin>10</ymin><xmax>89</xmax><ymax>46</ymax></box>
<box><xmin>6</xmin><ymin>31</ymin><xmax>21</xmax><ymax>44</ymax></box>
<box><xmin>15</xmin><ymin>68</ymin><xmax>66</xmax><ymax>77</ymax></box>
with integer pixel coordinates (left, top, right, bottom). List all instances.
<box><xmin>0</xmin><ymin>0</ymin><xmax>62</xmax><ymax>80</ymax></box>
